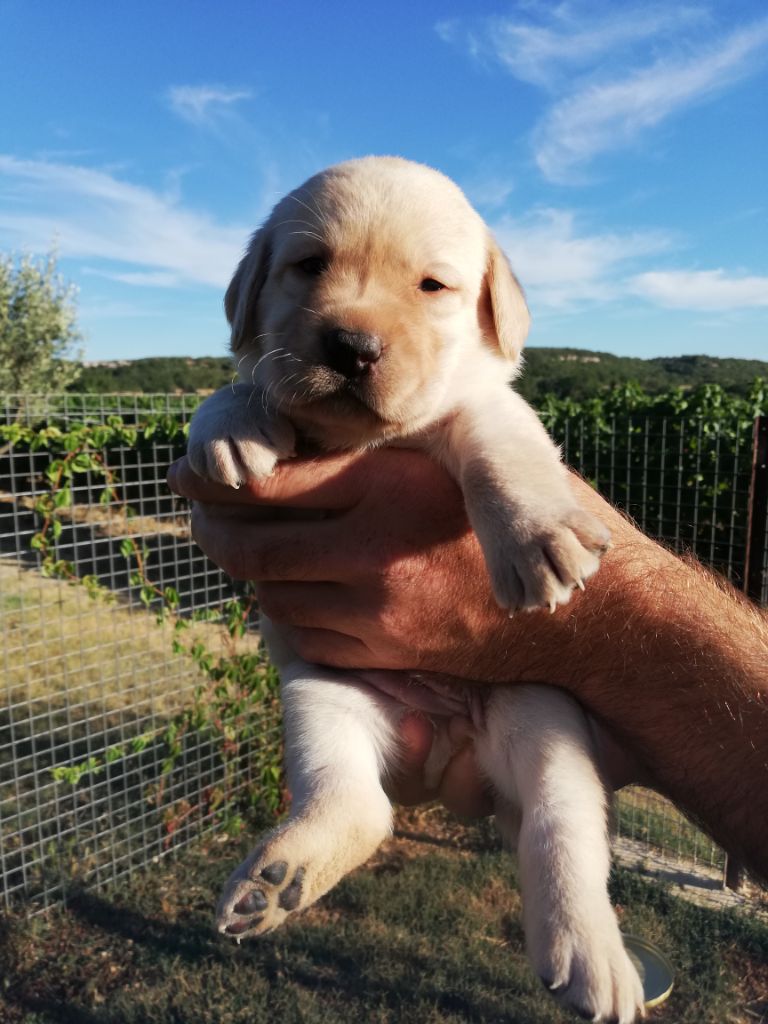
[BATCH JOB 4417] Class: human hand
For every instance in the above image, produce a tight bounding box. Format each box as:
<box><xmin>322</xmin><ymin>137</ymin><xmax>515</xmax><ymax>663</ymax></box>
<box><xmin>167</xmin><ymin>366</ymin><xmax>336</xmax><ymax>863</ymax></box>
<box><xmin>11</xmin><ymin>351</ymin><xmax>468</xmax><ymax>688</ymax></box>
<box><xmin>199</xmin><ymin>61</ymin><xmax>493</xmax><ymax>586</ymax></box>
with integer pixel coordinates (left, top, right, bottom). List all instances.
<box><xmin>168</xmin><ymin>448</ymin><xmax>516</xmax><ymax>678</ymax></box>
<box><xmin>167</xmin><ymin>447</ymin><xmax>642</xmax><ymax>685</ymax></box>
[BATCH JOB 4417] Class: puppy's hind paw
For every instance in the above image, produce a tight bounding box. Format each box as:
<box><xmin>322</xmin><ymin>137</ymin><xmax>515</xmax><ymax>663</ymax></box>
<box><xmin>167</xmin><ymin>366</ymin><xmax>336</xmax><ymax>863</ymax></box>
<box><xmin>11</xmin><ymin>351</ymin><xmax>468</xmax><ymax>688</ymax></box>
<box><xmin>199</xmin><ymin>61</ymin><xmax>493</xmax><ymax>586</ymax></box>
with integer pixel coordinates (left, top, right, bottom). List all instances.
<box><xmin>534</xmin><ymin>916</ymin><xmax>645</xmax><ymax>1023</ymax></box>
<box><xmin>215</xmin><ymin>792</ymin><xmax>391</xmax><ymax>943</ymax></box>
<box><xmin>216</xmin><ymin>830</ymin><xmax>310</xmax><ymax>941</ymax></box>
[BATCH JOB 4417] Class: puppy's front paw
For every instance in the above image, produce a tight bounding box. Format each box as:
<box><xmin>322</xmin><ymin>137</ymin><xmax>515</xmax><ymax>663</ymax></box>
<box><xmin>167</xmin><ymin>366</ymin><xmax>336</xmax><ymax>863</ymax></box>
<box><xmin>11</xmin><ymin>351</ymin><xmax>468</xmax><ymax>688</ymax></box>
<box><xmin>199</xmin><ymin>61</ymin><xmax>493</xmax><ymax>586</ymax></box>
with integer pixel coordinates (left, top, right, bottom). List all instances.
<box><xmin>188</xmin><ymin>430</ymin><xmax>281</xmax><ymax>488</ymax></box>
<box><xmin>187</xmin><ymin>391</ymin><xmax>295</xmax><ymax>488</ymax></box>
<box><xmin>489</xmin><ymin>507</ymin><xmax>611</xmax><ymax>613</ymax></box>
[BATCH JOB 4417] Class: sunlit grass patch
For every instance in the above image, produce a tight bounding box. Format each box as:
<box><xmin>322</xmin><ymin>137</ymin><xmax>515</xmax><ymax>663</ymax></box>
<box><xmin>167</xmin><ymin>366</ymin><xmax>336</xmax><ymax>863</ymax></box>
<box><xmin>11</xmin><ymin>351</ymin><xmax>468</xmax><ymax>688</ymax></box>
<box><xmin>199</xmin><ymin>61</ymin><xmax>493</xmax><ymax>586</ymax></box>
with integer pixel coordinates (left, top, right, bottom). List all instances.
<box><xmin>1</xmin><ymin>560</ymin><xmax>259</xmax><ymax>715</ymax></box>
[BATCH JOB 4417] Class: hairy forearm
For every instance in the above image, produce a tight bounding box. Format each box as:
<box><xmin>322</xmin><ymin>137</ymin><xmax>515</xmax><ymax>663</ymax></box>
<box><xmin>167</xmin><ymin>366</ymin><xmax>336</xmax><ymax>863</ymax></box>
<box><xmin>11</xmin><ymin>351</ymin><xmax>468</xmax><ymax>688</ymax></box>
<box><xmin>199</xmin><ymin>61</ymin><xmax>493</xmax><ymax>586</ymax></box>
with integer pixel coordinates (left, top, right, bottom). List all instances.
<box><xmin>503</xmin><ymin>500</ymin><xmax>768</xmax><ymax>880</ymax></box>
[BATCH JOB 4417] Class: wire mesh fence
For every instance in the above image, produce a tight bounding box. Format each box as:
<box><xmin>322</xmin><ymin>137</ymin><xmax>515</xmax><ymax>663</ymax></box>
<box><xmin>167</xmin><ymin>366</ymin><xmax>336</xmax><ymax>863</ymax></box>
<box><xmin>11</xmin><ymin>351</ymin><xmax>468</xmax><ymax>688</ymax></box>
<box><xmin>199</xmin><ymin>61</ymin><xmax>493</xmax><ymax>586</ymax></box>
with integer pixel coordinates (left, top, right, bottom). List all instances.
<box><xmin>555</xmin><ymin>413</ymin><xmax>759</xmax><ymax>594</ymax></box>
<box><xmin>0</xmin><ymin>394</ymin><xmax>282</xmax><ymax>912</ymax></box>
<box><xmin>1</xmin><ymin>396</ymin><xmax>766</xmax><ymax>913</ymax></box>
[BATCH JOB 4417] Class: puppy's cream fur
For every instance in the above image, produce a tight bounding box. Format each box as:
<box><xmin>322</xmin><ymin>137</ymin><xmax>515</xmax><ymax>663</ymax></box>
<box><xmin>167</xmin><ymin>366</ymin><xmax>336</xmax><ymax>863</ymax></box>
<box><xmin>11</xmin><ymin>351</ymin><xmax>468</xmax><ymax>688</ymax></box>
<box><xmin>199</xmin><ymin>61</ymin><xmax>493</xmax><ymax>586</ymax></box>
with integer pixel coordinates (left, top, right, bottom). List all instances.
<box><xmin>188</xmin><ymin>157</ymin><xmax>645</xmax><ymax>1022</ymax></box>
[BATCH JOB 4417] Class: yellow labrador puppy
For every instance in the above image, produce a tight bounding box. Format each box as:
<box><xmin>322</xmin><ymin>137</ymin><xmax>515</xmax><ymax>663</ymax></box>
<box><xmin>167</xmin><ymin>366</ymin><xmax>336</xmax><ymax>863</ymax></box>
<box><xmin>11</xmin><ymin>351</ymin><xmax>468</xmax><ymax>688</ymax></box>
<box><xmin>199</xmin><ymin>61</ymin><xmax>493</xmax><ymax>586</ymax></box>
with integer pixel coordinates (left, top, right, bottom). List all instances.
<box><xmin>188</xmin><ymin>157</ymin><xmax>645</xmax><ymax>1022</ymax></box>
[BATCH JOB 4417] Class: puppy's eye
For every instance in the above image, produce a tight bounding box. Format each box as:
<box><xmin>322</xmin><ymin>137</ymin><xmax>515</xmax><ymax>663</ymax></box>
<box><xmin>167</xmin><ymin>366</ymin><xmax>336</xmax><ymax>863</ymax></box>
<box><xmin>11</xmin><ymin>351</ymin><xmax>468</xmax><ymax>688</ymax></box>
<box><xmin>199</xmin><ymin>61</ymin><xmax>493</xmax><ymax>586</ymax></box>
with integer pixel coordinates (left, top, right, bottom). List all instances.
<box><xmin>419</xmin><ymin>278</ymin><xmax>446</xmax><ymax>292</ymax></box>
<box><xmin>296</xmin><ymin>256</ymin><xmax>327</xmax><ymax>276</ymax></box>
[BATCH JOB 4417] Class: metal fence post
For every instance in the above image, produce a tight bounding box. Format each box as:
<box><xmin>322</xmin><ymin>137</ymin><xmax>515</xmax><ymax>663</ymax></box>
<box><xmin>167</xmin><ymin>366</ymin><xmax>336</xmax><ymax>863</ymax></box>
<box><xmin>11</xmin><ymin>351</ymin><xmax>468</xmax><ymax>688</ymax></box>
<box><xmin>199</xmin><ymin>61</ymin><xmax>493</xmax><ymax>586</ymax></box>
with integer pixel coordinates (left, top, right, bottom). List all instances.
<box><xmin>744</xmin><ymin>415</ymin><xmax>768</xmax><ymax>605</ymax></box>
<box><xmin>726</xmin><ymin>415</ymin><xmax>768</xmax><ymax>892</ymax></box>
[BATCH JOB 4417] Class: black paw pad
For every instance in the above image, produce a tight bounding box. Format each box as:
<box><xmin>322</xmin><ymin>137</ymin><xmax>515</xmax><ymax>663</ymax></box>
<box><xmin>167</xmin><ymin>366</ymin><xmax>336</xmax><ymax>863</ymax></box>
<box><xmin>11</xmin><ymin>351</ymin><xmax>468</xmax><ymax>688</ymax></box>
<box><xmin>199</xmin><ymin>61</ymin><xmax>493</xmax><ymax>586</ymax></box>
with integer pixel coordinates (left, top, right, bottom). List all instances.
<box><xmin>235</xmin><ymin>890</ymin><xmax>268</xmax><ymax>915</ymax></box>
<box><xmin>260</xmin><ymin>860</ymin><xmax>288</xmax><ymax>885</ymax></box>
<box><xmin>278</xmin><ymin>867</ymin><xmax>305</xmax><ymax>911</ymax></box>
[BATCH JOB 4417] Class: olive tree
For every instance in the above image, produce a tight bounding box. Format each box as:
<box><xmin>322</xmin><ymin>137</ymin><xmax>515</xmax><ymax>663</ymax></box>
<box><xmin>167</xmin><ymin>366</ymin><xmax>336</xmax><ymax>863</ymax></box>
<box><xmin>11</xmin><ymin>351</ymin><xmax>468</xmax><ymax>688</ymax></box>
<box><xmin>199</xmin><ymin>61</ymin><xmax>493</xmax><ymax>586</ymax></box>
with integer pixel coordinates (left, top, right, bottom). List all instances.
<box><xmin>0</xmin><ymin>251</ymin><xmax>83</xmax><ymax>393</ymax></box>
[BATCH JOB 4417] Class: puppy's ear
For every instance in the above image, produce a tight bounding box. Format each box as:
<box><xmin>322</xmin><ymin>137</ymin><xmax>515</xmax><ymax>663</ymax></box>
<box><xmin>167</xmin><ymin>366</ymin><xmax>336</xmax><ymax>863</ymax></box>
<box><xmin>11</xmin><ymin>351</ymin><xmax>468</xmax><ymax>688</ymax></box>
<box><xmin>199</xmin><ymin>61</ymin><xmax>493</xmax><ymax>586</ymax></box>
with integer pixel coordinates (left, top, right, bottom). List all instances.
<box><xmin>482</xmin><ymin>235</ymin><xmax>530</xmax><ymax>362</ymax></box>
<box><xmin>225</xmin><ymin>227</ymin><xmax>271</xmax><ymax>351</ymax></box>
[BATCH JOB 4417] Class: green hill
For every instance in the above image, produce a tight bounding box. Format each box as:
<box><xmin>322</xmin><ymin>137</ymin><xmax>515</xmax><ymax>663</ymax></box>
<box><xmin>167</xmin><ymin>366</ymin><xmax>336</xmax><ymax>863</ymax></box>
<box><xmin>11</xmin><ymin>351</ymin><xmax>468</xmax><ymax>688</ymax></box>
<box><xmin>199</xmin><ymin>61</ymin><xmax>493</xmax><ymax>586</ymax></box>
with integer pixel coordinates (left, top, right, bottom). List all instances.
<box><xmin>69</xmin><ymin>349</ymin><xmax>768</xmax><ymax>402</ymax></box>
<box><xmin>69</xmin><ymin>357</ymin><xmax>233</xmax><ymax>395</ymax></box>
<box><xmin>516</xmin><ymin>348</ymin><xmax>768</xmax><ymax>404</ymax></box>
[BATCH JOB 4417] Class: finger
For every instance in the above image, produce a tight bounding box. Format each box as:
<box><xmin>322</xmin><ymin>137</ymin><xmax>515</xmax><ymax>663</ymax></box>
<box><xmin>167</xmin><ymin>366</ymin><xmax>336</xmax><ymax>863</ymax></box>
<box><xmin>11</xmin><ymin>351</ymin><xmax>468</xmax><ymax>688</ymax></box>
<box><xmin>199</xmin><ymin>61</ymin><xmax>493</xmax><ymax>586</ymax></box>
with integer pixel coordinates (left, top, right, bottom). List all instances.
<box><xmin>168</xmin><ymin>451</ymin><xmax>393</xmax><ymax>509</ymax></box>
<box><xmin>281</xmin><ymin>626</ymin><xmax>386</xmax><ymax>670</ymax></box>
<box><xmin>190</xmin><ymin>505</ymin><xmax>364</xmax><ymax>582</ymax></box>
<box><xmin>256</xmin><ymin>581</ymin><xmax>373</xmax><ymax>630</ymax></box>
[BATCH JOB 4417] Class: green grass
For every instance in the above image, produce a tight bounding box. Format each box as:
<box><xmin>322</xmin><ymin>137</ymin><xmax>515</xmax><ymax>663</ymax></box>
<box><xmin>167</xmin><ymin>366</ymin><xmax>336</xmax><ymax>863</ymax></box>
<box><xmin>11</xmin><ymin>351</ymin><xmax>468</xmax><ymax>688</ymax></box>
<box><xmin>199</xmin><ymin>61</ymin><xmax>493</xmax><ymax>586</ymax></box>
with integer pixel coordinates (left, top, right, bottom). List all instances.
<box><xmin>2</xmin><ymin>812</ymin><xmax>766</xmax><ymax>1024</ymax></box>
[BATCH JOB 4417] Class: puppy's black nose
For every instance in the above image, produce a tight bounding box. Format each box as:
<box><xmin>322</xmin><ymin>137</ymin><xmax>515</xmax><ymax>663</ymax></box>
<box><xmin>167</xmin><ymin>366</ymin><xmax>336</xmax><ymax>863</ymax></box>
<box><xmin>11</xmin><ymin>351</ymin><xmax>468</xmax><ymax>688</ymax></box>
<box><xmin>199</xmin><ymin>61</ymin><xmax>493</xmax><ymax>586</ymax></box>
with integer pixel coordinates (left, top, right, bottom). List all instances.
<box><xmin>322</xmin><ymin>328</ymin><xmax>382</xmax><ymax>379</ymax></box>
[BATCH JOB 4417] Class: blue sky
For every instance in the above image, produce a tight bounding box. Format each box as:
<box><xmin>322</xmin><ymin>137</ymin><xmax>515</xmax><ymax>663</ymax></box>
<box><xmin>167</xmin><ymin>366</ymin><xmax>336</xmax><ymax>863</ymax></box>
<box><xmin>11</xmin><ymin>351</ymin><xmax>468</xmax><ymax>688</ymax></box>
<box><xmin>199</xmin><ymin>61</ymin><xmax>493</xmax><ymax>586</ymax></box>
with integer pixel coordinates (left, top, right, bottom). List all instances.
<box><xmin>1</xmin><ymin>0</ymin><xmax>767</xmax><ymax>363</ymax></box>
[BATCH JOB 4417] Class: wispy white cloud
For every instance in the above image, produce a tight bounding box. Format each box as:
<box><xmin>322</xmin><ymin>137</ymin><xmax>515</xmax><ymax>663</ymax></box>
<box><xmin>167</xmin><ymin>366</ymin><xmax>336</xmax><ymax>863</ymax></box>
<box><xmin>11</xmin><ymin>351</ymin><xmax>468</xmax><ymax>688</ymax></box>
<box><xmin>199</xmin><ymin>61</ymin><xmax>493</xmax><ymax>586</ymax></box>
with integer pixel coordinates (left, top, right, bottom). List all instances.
<box><xmin>494</xmin><ymin>208</ymin><xmax>671</xmax><ymax>308</ymax></box>
<box><xmin>438</xmin><ymin>6</ymin><xmax>768</xmax><ymax>183</ymax></box>
<box><xmin>83</xmin><ymin>267</ymin><xmax>183</xmax><ymax>288</ymax></box>
<box><xmin>630</xmin><ymin>269</ymin><xmax>768</xmax><ymax>310</ymax></box>
<box><xmin>0</xmin><ymin>155</ymin><xmax>249</xmax><ymax>288</ymax></box>
<box><xmin>439</xmin><ymin>5</ymin><xmax>708</xmax><ymax>91</ymax></box>
<box><xmin>493</xmin><ymin>199</ymin><xmax>768</xmax><ymax>314</ymax></box>
<box><xmin>167</xmin><ymin>84</ymin><xmax>252</xmax><ymax>126</ymax></box>
<box><xmin>494</xmin><ymin>209</ymin><xmax>767</xmax><ymax>314</ymax></box>
<box><xmin>535</xmin><ymin>20</ymin><xmax>768</xmax><ymax>182</ymax></box>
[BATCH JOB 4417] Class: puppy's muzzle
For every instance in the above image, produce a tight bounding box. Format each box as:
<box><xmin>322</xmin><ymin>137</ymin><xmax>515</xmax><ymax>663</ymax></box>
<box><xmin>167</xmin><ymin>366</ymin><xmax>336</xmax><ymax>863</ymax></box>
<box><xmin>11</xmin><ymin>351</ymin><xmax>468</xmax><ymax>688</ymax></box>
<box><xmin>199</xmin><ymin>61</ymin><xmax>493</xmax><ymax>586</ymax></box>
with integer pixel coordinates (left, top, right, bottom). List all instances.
<box><xmin>321</xmin><ymin>328</ymin><xmax>382</xmax><ymax>380</ymax></box>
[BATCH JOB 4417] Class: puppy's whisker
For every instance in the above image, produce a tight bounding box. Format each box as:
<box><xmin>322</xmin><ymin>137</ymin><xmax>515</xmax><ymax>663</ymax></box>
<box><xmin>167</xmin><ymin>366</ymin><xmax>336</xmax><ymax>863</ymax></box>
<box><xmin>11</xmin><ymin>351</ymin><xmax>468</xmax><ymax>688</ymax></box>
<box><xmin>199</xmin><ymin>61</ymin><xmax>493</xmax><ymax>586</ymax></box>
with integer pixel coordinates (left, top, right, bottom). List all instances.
<box><xmin>287</xmin><ymin>230</ymin><xmax>325</xmax><ymax>244</ymax></box>
<box><xmin>284</xmin><ymin>379</ymin><xmax>307</xmax><ymax>417</ymax></box>
<box><xmin>276</xmin><ymin>372</ymin><xmax>301</xmax><ymax>400</ymax></box>
<box><xmin>247</xmin><ymin>331</ymin><xmax>284</xmax><ymax>345</ymax></box>
<box><xmin>234</xmin><ymin>353</ymin><xmax>255</xmax><ymax>385</ymax></box>
<box><xmin>249</xmin><ymin>348</ymin><xmax>305</xmax><ymax>388</ymax></box>
<box><xmin>250</xmin><ymin>346</ymin><xmax>289</xmax><ymax>373</ymax></box>
<box><xmin>288</xmin><ymin>191</ymin><xmax>331</xmax><ymax>231</ymax></box>
<box><xmin>263</xmin><ymin>380</ymin><xmax>278</xmax><ymax>415</ymax></box>
<box><xmin>287</xmin><ymin>387</ymin><xmax>301</xmax><ymax>417</ymax></box>
<box><xmin>287</xmin><ymin>194</ymin><xmax>317</xmax><ymax>217</ymax></box>
<box><xmin>299</xmin><ymin>305</ymin><xmax>321</xmax><ymax>319</ymax></box>
<box><xmin>272</xmin><ymin>218</ymin><xmax>319</xmax><ymax>230</ymax></box>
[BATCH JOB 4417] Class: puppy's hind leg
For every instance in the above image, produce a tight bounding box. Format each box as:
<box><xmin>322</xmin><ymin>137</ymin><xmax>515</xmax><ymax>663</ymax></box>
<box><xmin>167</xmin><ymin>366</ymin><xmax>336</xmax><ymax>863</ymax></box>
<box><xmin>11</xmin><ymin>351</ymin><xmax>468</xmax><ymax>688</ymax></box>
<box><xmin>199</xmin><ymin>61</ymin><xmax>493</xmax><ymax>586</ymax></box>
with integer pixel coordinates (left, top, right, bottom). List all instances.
<box><xmin>216</xmin><ymin>664</ymin><xmax>398</xmax><ymax>940</ymax></box>
<box><xmin>478</xmin><ymin>686</ymin><xmax>645</xmax><ymax>1024</ymax></box>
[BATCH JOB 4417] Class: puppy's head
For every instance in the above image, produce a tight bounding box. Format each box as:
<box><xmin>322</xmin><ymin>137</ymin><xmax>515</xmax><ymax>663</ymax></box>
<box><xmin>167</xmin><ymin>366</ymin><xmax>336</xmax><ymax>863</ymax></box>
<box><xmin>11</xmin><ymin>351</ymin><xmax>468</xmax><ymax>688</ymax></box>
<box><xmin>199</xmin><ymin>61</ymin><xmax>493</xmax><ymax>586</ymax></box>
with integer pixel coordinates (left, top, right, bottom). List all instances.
<box><xmin>226</xmin><ymin>156</ymin><xmax>529</xmax><ymax>445</ymax></box>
